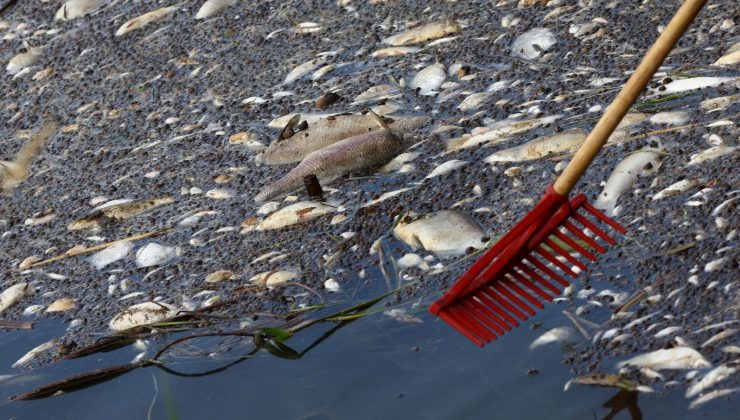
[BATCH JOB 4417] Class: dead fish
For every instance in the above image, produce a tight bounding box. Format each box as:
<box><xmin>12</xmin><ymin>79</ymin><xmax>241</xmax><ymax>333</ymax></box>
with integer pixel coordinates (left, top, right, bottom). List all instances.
<box><xmin>382</xmin><ymin>18</ymin><xmax>461</xmax><ymax>46</ymax></box>
<box><xmin>393</xmin><ymin>210</ymin><xmax>486</xmax><ymax>257</ymax></box>
<box><xmin>12</xmin><ymin>339</ymin><xmax>58</xmax><ymax>368</ymax></box>
<box><xmin>115</xmin><ymin>4</ymin><xmax>181</xmax><ymax>36</ymax></box>
<box><xmin>46</xmin><ymin>298</ymin><xmax>77</xmax><ymax>313</ymax></box>
<box><xmin>257</xmin><ymin>201</ymin><xmax>335</xmax><ymax>230</ymax></box>
<box><xmin>457</xmin><ymin>92</ymin><xmax>492</xmax><ymax>112</ymax></box>
<box><xmin>653</xmin><ymin>76</ymin><xmax>737</xmax><ymax>95</ymax></box>
<box><xmin>687</xmin><ymin>145</ymin><xmax>737</xmax><ymax>165</ymax></box>
<box><xmin>370</xmin><ymin>46</ymin><xmax>420</xmax><ymax>57</ymax></box>
<box><xmin>262</xmin><ymin>114</ymin><xmax>427</xmax><ymax>165</ymax></box>
<box><xmin>701</xmin><ymin>329</ymin><xmax>737</xmax><ymax>348</ymax></box>
<box><xmin>484</xmin><ymin>128</ymin><xmax>587</xmax><ymax>163</ymax></box>
<box><xmin>689</xmin><ymin>387</ymin><xmax>740</xmax><ymax>410</ymax></box>
<box><xmin>1</xmin><ymin>122</ymin><xmax>58</xmax><ymax>195</ymax></box>
<box><xmin>617</xmin><ymin>347</ymin><xmax>711</xmax><ymax>370</ymax></box>
<box><xmin>511</xmin><ymin>28</ymin><xmax>557</xmax><ymax>60</ymax></box>
<box><xmin>256</xmin><ymin>118</ymin><xmax>403</xmax><ymax>201</ymax></box>
<box><xmin>411</xmin><ymin>62</ymin><xmax>446</xmax><ymax>95</ymax></box>
<box><xmin>68</xmin><ymin>196</ymin><xmax>175</xmax><ymax>230</ymax></box>
<box><xmin>652</xmin><ymin>179</ymin><xmax>701</xmax><ymax>200</ymax></box>
<box><xmin>195</xmin><ymin>0</ymin><xmax>235</xmax><ymax>19</ymax></box>
<box><xmin>249</xmin><ymin>269</ymin><xmax>300</xmax><ymax>286</ymax></box>
<box><xmin>529</xmin><ymin>327</ymin><xmax>575</xmax><ymax>350</ymax></box>
<box><xmin>269</xmin><ymin>113</ymin><xmax>332</xmax><ymax>128</ymax></box>
<box><xmin>135</xmin><ymin>243</ymin><xmax>178</xmax><ymax>267</ymax></box>
<box><xmin>700</xmin><ymin>94</ymin><xmax>739</xmax><ymax>113</ymax></box>
<box><xmin>88</xmin><ymin>241</ymin><xmax>133</xmax><ymax>269</ymax></box>
<box><xmin>109</xmin><ymin>302</ymin><xmax>179</xmax><ymax>330</ymax></box>
<box><xmin>713</xmin><ymin>41</ymin><xmax>740</xmax><ymax>66</ymax></box>
<box><xmin>686</xmin><ymin>364</ymin><xmax>738</xmax><ymax>398</ymax></box>
<box><xmin>447</xmin><ymin>115</ymin><xmax>561</xmax><ymax>151</ymax></box>
<box><xmin>594</xmin><ymin>146</ymin><xmax>662</xmax><ymax>216</ymax></box>
<box><xmin>351</xmin><ymin>85</ymin><xmax>402</xmax><ymax>105</ymax></box>
<box><xmin>294</xmin><ymin>22</ymin><xmax>322</xmax><ymax>34</ymax></box>
<box><xmin>566</xmin><ymin>373</ymin><xmax>651</xmax><ymax>393</ymax></box>
<box><xmin>425</xmin><ymin>159</ymin><xmax>467</xmax><ymax>178</ymax></box>
<box><xmin>6</xmin><ymin>46</ymin><xmax>44</xmax><ymax>75</ymax></box>
<box><xmin>54</xmin><ymin>0</ymin><xmax>104</xmax><ymax>21</ymax></box>
<box><xmin>284</xmin><ymin>58</ymin><xmax>324</xmax><ymax>84</ymax></box>
<box><xmin>0</xmin><ymin>283</ymin><xmax>28</xmax><ymax>314</ymax></box>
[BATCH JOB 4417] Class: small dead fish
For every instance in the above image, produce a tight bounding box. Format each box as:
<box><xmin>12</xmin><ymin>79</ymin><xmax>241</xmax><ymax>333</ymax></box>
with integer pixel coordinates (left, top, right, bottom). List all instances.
<box><xmin>382</xmin><ymin>18</ymin><xmax>461</xmax><ymax>46</ymax></box>
<box><xmin>284</xmin><ymin>58</ymin><xmax>324</xmax><ymax>84</ymax></box>
<box><xmin>393</xmin><ymin>210</ymin><xmax>486</xmax><ymax>257</ymax></box>
<box><xmin>617</xmin><ymin>347</ymin><xmax>710</xmax><ymax>370</ymax></box>
<box><xmin>411</xmin><ymin>62</ymin><xmax>446</xmax><ymax>95</ymax></box>
<box><xmin>594</xmin><ymin>147</ymin><xmax>662</xmax><ymax>216</ymax></box>
<box><xmin>425</xmin><ymin>159</ymin><xmax>467</xmax><ymax>178</ymax></box>
<box><xmin>530</xmin><ymin>327</ymin><xmax>575</xmax><ymax>350</ymax></box>
<box><xmin>447</xmin><ymin>115</ymin><xmax>561</xmax><ymax>151</ymax></box>
<box><xmin>686</xmin><ymin>364</ymin><xmax>738</xmax><ymax>398</ymax></box>
<box><xmin>262</xmin><ymin>114</ymin><xmax>427</xmax><ymax>165</ymax></box>
<box><xmin>511</xmin><ymin>28</ymin><xmax>557</xmax><ymax>60</ymax></box>
<box><xmin>0</xmin><ymin>283</ymin><xmax>28</xmax><ymax>314</ymax></box>
<box><xmin>701</xmin><ymin>329</ymin><xmax>737</xmax><ymax>348</ymax></box>
<box><xmin>714</xmin><ymin>41</ymin><xmax>740</xmax><ymax>66</ymax></box>
<box><xmin>115</xmin><ymin>4</ymin><xmax>181</xmax><ymax>37</ymax></box>
<box><xmin>294</xmin><ymin>22</ymin><xmax>322</xmax><ymax>34</ymax></box>
<box><xmin>352</xmin><ymin>85</ymin><xmax>402</xmax><ymax>105</ymax></box>
<box><xmin>249</xmin><ymin>269</ymin><xmax>300</xmax><ymax>286</ymax></box>
<box><xmin>12</xmin><ymin>339</ymin><xmax>58</xmax><ymax>368</ymax></box>
<box><xmin>687</xmin><ymin>145</ymin><xmax>737</xmax><ymax>165</ymax></box>
<box><xmin>652</xmin><ymin>179</ymin><xmax>701</xmax><ymax>200</ymax></box>
<box><xmin>54</xmin><ymin>0</ymin><xmax>104</xmax><ymax>21</ymax></box>
<box><xmin>316</xmin><ymin>92</ymin><xmax>342</xmax><ymax>109</ymax></box>
<box><xmin>6</xmin><ymin>47</ymin><xmax>45</xmax><ymax>75</ymax></box>
<box><xmin>68</xmin><ymin>196</ymin><xmax>175</xmax><ymax>230</ymax></box>
<box><xmin>257</xmin><ymin>201</ymin><xmax>335</xmax><ymax>230</ymax></box>
<box><xmin>653</xmin><ymin>76</ymin><xmax>737</xmax><ymax>95</ymax></box>
<box><xmin>195</xmin><ymin>0</ymin><xmax>235</xmax><ymax>19</ymax></box>
<box><xmin>1</xmin><ymin>122</ymin><xmax>58</xmax><ymax>195</ymax></box>
<box><xmin>457</xmin><ymin>92</ymin><xmax>492</xmax><ymax>112</ymax></box>
<box><xmin>370</xmin><ymin>46</ymin><xmax>420</xmax><ymax>57</ymax></box>
<box><xmin>567</xmin><ymin>373</ymin><xmax>650</xmax><ymax>393</ymax></box>
<box><xmin>256</xmin><ymin>122</ymin><xmax>402</xmax><ymax>201</ymax></box>
<box><xmin>484</xmin><ymin>128</ymin><xmax>587</xmax><ymax>163</ymax></box>
<box><xmin>689</xmin><ymin>387</ymin><xmax>740</xmax><ymax>410</ymax></box>
<box><xmin>109</xmin><ymin>302</ymin><xmax>179</xmax><ymax>330</ymax></box>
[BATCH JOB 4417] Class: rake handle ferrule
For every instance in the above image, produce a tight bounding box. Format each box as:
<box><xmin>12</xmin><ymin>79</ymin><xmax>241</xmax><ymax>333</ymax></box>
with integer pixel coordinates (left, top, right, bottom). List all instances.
<box><xmin>553</xmin><ymin>0</ymin><xmax>707</xmax><ymax>196</ymax></box>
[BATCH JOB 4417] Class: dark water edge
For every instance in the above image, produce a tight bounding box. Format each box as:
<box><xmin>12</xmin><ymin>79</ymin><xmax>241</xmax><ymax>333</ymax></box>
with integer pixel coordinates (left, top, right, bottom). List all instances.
<box><xmin>2</xmin><ymin>310</ymin><xmax>737</xmax><ymax>419</ymax></box>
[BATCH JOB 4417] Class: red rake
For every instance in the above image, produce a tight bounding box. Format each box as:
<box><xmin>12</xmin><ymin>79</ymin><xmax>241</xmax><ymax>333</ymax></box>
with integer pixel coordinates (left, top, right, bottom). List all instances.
<box><xmin>429</xmin><ymin>0</ymin><xmax>707</xmax><ymax>347</ymax></box>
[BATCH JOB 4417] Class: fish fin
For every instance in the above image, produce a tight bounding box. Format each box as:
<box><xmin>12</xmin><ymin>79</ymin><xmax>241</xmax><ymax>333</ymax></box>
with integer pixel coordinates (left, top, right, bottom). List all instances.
<box><xmin>277</xmin><ymin>114</ymin><xmax>301</xmax><ymax>142</ymax></box>
<box><xmin>367</xmin><ymin>109</ymin><xmax>390</xmax><ymax>130</ymax></box>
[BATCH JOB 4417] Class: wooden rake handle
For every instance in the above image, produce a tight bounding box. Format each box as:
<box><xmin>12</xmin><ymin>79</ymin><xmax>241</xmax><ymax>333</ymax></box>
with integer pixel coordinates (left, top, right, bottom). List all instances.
<box><xmin>553</xmin><ymin>0</ymin><xmax>708</xmax><ymax>196</ymax></box>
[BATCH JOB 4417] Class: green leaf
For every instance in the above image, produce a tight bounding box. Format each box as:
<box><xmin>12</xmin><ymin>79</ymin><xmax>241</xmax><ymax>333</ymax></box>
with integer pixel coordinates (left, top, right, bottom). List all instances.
<box><xmin>259</xmin><ymin>327</ymin><xmax>293</xmax><ymax>342</ymax></box>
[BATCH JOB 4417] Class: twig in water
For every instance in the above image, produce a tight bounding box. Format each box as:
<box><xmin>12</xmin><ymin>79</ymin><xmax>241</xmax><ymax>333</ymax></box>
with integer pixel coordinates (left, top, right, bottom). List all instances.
<box><xmin>147</xmin><ymin>373</ymin><xmax>159</xmax><ymax>420</ymax></box>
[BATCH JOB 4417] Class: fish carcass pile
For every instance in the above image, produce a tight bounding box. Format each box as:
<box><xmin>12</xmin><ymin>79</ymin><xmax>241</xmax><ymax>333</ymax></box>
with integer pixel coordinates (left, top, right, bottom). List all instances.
<box><xmin>0</xmin><ymin>0</ymin><xmax>738</xmax><ymax>407</ymax></box>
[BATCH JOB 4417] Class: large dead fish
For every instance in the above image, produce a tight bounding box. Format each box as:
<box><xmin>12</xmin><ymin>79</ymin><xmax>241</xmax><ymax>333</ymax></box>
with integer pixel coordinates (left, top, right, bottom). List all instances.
<box><xmin>255</xmin><ymin>113</ymin><xmax>403</xmax><ymax>202</ymax></box>
<box><xmin>262</xmin><ymin>113</ymin><xmax>428</xmax><ymax>165</ymax></box>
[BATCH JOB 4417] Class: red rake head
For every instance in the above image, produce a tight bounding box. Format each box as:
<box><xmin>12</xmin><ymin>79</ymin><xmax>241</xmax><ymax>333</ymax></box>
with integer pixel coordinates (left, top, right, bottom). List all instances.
<box><xmin>429</xmin><ymin>185</ymin><xmax>626</xmax><ymax>347</ymax></box>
